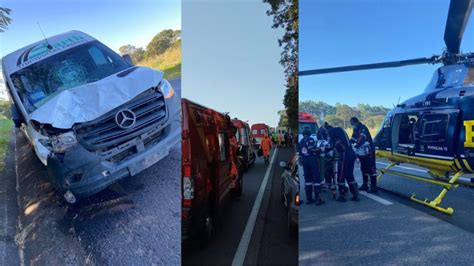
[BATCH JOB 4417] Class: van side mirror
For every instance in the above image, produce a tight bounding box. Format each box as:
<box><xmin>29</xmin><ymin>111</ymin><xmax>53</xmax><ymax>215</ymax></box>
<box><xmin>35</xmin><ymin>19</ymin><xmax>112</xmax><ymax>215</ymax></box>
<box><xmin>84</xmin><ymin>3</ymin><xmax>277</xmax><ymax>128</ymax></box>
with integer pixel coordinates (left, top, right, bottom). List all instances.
<box><xmin>11</xmin><ymin>104</ymin><xmax>24</xmax><ymax>128</ymax></box>
<box><xmin>122</xmin><ymin>54</ymin><xmax>133</xmax><ymax>65</ymax></box>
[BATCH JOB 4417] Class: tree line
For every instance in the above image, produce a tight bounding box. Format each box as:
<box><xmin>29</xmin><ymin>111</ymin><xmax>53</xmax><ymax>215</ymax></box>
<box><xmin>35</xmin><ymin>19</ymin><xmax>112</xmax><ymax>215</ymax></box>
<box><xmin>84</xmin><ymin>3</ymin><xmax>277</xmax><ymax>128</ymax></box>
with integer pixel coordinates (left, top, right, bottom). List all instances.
<box><xmin>264</xmin><ymin>0</ymin><xmax>298</xmax><ymax>131</ymax></box>
<box><xmin>118</xmin><ymin>29</ymin><xmax>181</xmax><ymax>64</ymax></box>
<box><xmin>299</xmin><ymin>100</ymin><xmax>390</xmax><ymax>129</ymax></box>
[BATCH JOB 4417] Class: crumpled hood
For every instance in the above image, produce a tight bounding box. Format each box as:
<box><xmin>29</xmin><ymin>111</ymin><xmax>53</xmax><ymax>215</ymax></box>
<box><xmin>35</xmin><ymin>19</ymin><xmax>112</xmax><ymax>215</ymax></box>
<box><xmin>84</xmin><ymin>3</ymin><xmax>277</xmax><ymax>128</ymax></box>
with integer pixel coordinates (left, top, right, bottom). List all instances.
<box><xmin>30</xmin><ymin>66</ymin><xmax>163</xmax><ymax>129</ymax></box>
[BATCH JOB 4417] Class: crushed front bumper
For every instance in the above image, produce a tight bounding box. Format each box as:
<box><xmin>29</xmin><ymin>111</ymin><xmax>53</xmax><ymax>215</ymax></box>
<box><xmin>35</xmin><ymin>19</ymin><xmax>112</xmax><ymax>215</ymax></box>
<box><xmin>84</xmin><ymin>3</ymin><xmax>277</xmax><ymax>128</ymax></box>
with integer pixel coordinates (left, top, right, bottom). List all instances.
<box><xmin>46</xmin><ymin>118</ymin><xmax>180</xmax><ymax>198</ymax></box>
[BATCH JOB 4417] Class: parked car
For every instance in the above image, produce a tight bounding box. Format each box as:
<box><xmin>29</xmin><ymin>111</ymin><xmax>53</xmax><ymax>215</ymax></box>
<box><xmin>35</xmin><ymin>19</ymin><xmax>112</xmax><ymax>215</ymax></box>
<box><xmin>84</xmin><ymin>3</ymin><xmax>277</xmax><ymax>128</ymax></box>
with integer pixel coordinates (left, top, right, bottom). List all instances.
<box><xmin>232</xmin><ymin>118</ymin><xmax>256</xmax><ymax>171</ymax></box>
<box><xmin>182</xmin><ymin>98</ymin><xmax>243</xmax><ymax>244</ymax></box>
<box><xmin>280</xmin><ymin>154</ymin><xmax>299</xmax><ymax>238</ymax></box>
<box><xmin>2</xmin><ymin>31</ymin><xmax>180</xmax><ymax>203</ymax></box>
<box><xmin>250</xmin><ymin>123</ymin><xmax>270</xmax><ymax>149</ymax></box>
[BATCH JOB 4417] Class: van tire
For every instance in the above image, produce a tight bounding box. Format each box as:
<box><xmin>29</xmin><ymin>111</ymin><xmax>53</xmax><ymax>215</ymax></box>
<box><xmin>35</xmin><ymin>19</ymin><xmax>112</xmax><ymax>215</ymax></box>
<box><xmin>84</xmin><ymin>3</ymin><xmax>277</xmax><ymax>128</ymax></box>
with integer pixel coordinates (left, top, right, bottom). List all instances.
<box><xmin>199</xmin><ymin>205</ymin><xmax>215</xmax><ymax>247</ymax></box>
<box><xmin>249</xmin><ymin>152</ymin><xmax>256</xmax><ymax>167</ymax></box>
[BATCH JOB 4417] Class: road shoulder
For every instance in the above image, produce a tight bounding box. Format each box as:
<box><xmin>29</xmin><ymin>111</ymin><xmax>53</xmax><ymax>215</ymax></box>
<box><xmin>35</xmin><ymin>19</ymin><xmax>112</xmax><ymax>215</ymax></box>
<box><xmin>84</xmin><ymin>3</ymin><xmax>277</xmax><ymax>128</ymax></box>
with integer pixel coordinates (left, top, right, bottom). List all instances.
<box><xmin>14</xmin><ymin>129</ymin><xmax>89</xmax><ymax>265</ymax></box>
<box><xmin>0</xmin><ymin>129</ymin><xmax>19</xmax><ymax>265</ymax></box>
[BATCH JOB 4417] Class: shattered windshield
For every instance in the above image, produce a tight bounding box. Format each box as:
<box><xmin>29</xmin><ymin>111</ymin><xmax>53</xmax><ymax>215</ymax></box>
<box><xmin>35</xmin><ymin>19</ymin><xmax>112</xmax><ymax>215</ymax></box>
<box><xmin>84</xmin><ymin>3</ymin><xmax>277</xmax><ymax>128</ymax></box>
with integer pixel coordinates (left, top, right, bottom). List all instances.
<box><xmin>10</xmin><ymin>41</ymin><xmax>131</xmax><ymax>113</ymax></box>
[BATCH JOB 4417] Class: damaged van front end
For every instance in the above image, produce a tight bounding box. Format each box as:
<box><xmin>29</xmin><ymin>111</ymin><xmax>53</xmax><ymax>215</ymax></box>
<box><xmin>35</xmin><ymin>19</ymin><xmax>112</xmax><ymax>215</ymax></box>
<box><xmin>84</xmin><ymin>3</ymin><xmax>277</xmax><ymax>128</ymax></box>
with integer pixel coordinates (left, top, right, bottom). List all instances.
<box><xmin>2</xmin><ymin>31</ymin><xmax>180</xmax><ymax>202</ymax></box>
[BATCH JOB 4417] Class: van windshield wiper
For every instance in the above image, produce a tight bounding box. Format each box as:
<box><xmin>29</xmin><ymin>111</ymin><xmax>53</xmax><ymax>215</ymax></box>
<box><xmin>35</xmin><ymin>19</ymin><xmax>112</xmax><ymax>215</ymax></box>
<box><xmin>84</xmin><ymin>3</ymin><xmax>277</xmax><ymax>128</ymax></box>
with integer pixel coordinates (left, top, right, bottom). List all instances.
<box><xmin>117</xmin><ymin>66</ymin><xmax>139</xmax><ymax>78</ymax></box>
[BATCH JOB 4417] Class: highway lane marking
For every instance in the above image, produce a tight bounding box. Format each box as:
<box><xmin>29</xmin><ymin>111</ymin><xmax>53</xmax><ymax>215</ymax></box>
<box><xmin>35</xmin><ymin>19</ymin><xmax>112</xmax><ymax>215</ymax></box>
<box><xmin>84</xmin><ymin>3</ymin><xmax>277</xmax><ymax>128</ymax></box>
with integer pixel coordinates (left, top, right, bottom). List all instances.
<box><xmin>376</xmin><ymin>161</ymin><xmax>425</xmax><ymax>173</ymax></box>
<box><xmin>232</xmin><ymin>148</ymin><xmax>279</xmax><ymax>266</ymax></box>
<box><xmin>360</xmin><ymin>191</ymin><xmax>393</xmax><ymax>206</ymax></box>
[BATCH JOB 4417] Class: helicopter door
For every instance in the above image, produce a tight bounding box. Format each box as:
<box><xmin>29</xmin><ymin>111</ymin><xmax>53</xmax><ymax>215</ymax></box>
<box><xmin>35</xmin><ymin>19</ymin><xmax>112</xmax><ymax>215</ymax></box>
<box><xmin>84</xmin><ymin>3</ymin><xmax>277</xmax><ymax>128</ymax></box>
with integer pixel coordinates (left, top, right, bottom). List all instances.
<box><xmin>374</xmin><ymin>115</ymin><xmax>391</xmax><ymax>151</ymax></box>
<box><xmin>416</xmin><ymin>110</ymin><xmax>460</xmax><ymax>159</ymax></box>
<box><xmin>391</xmin><ymin>113</ymin><xmax>420</xmax><ymax>155</ymax></box>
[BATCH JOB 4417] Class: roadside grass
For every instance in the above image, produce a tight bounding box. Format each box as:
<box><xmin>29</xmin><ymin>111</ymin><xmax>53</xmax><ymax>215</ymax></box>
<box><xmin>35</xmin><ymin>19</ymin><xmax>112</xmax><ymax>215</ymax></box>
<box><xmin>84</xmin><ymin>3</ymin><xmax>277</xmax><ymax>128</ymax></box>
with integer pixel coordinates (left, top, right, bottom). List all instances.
<box><xmin>138</xmin><ymin>41</ymin><xmax>181</xmax><ymax>79</ymax></box>
<box><xmin>162</xmin><ymin>63</ymin><xmax>181</xmax><ymax>80</ymax></box>
<box><xmin>0</xmin><ymin>119</ymin><xmax>13</xmax><ymax>171</ymax></box>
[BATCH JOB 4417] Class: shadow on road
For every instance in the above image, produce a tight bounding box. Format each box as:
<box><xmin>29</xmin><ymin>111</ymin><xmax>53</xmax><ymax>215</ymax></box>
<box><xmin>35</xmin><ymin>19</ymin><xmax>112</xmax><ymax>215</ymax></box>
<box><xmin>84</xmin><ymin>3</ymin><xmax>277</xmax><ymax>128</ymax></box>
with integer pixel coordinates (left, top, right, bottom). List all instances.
<box><xmin>14</xmin><ymin>128</ymin><xmax>181</xmax><ymax>265</ymax></box>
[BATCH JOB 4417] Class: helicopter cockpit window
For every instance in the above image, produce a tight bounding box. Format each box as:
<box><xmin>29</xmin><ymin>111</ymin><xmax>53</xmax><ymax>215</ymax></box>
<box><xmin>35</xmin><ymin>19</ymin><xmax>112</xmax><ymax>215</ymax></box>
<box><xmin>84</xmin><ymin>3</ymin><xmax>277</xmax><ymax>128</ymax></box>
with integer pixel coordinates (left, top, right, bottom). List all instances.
<box><xmin>464</xmin><ymin>67</ymin><xmax>474</xmax><ymax>85</ymax></box>
<box><xmin>420</xmin><ymin>114</ymin><xmax>448</xmax><ymax>144</ymax></box>
<box><xmin>375</xmin><ymin>116</ymin><xmax>391</xmax><ymax>144</ymax></box>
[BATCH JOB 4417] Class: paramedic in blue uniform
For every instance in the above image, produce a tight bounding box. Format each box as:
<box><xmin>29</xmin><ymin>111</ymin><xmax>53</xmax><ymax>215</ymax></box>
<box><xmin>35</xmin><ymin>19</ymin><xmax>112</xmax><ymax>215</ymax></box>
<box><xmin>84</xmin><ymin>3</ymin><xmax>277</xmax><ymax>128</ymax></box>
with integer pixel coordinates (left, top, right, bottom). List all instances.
<box><xmin>350</xmin><ymin>117</ymin><xmax>378</xmax><ymax>193</ymax></box>
<box><xmin>329</xmin><ymin>127</ymin><xmax>360</xmax><ymax>202</ymax></box>
<box><xmin>298</xmin><ymin>129</ymin><xmax>324</xmax><ymax>205</ymax></box>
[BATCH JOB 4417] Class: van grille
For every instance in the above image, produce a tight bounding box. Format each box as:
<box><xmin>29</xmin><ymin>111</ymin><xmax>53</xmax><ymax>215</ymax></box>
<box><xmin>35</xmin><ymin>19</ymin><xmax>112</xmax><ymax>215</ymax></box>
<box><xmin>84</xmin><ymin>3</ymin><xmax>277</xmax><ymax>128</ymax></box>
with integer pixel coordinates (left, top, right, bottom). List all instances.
<box><xmin>74</xmin><ymin>87</ymin><xmax>167</xmax><ymax>159</ymax></box>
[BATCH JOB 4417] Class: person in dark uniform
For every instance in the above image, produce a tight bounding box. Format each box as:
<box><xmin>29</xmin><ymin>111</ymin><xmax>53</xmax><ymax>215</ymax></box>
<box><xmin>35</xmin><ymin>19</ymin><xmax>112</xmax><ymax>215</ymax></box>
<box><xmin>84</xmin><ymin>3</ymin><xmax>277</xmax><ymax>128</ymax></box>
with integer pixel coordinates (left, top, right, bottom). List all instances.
<box><xmin>298</xmin><ymin>129</ymin><xmax>324</xmax><ymax>205</ymax></box>
<box><xmin>350</xmin><ymin>117</ymin><xmax>378</xmax><ymax>193</ymax></box>
<box><xmin>320</xmin><ymin>121</ymin><xmax>333</xmax><ymax>140</ymax></box>
<box><xmin>329</xmin><ymin>127</ymin><xmax>360</xmax><ymax>202</ymax></box>
<box><xmin>316</xmin><ymin>130</ymin><xmax>336</xmax><ymax>196</ymax></box>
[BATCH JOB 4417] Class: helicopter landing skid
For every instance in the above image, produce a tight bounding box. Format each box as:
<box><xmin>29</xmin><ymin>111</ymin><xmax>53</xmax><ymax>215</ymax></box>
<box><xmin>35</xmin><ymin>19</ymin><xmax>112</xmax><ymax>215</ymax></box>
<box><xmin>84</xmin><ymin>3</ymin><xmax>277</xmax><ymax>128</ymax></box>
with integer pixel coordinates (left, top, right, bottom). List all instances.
<box><xmin>377</xmin><ymin>163</ymin><xmax>464</xmax><ymax>215</ymax></box>
<box><xmin>431</xmin><ymin>174</ymin><xmax>474</xmax><ymax>188</ymax></box>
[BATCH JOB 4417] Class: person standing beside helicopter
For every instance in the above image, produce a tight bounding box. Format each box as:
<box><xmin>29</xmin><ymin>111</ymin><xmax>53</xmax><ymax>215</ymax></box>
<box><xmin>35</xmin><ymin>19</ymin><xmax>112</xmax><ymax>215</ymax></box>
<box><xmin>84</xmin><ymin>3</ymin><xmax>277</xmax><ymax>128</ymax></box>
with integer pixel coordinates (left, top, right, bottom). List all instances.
<box><xmin>299</xmin><ymin>129</ymin><xmax>324</xmax><ymax>205</ymax></box>
<box><xmin>350</xmin><ymin>117</ymin><xmax>378</xmax><ymax>193</ymax></box>
<box><xmin>329</xmin><ymin>127</ymin><xmax>360</xmax><ymax>202</ymax></box>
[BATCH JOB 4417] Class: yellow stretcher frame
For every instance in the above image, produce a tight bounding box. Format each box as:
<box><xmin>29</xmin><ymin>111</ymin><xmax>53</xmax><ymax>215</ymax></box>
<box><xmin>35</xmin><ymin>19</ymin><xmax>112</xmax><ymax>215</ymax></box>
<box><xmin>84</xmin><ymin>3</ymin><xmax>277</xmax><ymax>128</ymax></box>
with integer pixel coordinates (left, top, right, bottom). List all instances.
<box><xmin>377</xmin><ymin>162</ymin><xmax>464</xmax><ymax>215</ymax></box>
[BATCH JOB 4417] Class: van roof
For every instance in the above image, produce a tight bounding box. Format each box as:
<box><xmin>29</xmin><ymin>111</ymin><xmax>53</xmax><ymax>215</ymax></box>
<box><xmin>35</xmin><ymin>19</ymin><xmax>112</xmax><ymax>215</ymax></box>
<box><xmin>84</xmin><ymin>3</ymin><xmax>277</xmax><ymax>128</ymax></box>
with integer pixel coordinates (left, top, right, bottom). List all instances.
<box><xmin>182</xmin><ymin>98</ymin><xmax>235</xmax><ymax>132</ymax></box>
<box><xmin>2</xmin><ymin>30</ymin><xmax>95</xmax><ymax>74</ymax></box>
<box><xmin>251</xmin><ymin>123</ymin><xmax>268</xmax><ymax>128</ymax></box>
<box><xmin>232</xmin><ymin>118</ymin><xmax>248</xmax><ymax>128</ymax></box>
<box><xmin>182</xmin><ymin>98</ymin><xmax>227</xmax><ymax>117</ymax></box>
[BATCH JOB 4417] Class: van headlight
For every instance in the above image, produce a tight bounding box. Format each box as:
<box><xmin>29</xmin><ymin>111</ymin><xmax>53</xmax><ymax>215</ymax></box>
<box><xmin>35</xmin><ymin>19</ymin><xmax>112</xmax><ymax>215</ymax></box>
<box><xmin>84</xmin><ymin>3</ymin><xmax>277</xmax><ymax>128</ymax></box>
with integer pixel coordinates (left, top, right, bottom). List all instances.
<box><xmin>39</xmin><ymin>132</ymin><xmax>77</xmax><ymax>153</ymax></box>
<box><xmin>159</xmin><ymin>79</ymin><xmax>175</xmax><ymax>99</ymax></box>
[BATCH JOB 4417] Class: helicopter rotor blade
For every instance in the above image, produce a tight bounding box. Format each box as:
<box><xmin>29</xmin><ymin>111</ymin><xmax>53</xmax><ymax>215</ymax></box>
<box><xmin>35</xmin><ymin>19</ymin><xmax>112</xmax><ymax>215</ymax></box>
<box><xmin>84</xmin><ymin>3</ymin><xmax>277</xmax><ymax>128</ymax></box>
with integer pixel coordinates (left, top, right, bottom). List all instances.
<box><xmin>299</xmin><ymin>56</ymin><xmax>438</xmax><ymax>76</ymax></box>
<box><xmin>444</xmin><ymin>0</ymin><xmax>473</xmax><ymax>54</ymax></box>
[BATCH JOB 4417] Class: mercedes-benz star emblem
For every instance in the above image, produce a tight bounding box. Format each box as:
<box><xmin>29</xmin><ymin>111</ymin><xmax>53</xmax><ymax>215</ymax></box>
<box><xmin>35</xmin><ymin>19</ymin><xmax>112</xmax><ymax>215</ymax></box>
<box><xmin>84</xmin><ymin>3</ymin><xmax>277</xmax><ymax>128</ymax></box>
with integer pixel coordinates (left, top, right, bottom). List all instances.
<box><xmin>115</xmin><ymin>109</ymin><xmax>136</xmax><ymax>129</ymax></box>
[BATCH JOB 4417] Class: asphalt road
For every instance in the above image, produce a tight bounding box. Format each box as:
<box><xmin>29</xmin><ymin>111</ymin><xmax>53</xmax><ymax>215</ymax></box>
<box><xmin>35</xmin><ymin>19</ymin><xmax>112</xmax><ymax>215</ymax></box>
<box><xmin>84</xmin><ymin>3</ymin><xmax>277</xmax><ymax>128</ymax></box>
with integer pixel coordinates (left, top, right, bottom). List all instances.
<box><xmin>256</xmin><ymin>147</ymin><xmax>298</xmax><ymax>265</ymax></box>
<box><xmin>10</xmin><ymin>77</ymin><xmax>182</xmax><ymax>265</ymax></box>
<box><xmin>299</xmin><ymin>158</ymin><xmax>474</xmax><ymax>265</ymax></box>
<box><xmin>183</xmin><ymin>147</ymin><xmax>298</xmax><ymax>265</ymax></box>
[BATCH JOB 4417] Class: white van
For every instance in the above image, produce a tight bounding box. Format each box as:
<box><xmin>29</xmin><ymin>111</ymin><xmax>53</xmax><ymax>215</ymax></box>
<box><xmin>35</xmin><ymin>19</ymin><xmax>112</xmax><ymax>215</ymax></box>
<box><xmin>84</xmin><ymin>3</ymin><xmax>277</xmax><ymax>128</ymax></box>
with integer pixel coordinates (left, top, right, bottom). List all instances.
<box><xmin>2</xmin><ymin>31</ymin><xmax>180</xmax><ymax>203</ymax></box>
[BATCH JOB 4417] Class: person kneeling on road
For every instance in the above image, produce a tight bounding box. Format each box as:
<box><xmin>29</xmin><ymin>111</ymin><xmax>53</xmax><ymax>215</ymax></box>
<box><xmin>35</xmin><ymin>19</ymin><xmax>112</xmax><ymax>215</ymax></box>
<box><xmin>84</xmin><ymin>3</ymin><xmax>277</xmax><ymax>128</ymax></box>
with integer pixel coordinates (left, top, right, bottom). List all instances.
<box><xmin>298</xmin><ymin>129</ymin><xmax>324</xmax><ymax>206</ymax></box>
<box><xmin>329</xmin><ymin>127</ymin><xmax>360</xmax><ymax>202</ymax></box>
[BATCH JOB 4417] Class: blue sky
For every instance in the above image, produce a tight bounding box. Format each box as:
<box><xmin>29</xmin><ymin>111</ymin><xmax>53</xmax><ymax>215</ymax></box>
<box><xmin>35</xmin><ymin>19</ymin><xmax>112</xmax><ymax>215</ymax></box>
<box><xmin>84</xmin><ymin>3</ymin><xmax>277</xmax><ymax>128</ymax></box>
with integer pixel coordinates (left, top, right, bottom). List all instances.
<box><xmin>182</xmin><ymin>0</ymin><xmax>285</xmax><ymax>127</ymax></box>
<box><xmin>300</xmin><ymin>0</ymin><xmax>474</xmax><ymax>108</ymax></box>
<box><xmin>0</xmin><ymin>0</ymin><xmax>180</xmax><ymax>56</ymax></box>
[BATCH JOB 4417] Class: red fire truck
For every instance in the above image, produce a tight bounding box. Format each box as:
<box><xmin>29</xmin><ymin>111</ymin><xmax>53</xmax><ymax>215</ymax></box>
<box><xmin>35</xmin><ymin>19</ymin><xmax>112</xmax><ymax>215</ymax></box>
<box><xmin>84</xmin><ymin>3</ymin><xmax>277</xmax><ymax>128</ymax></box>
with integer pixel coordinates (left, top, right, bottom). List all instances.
<box><xmin>182</xmin><ymin>99</ymin><xmax>243</xmax><ymax>244</ymax></box>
